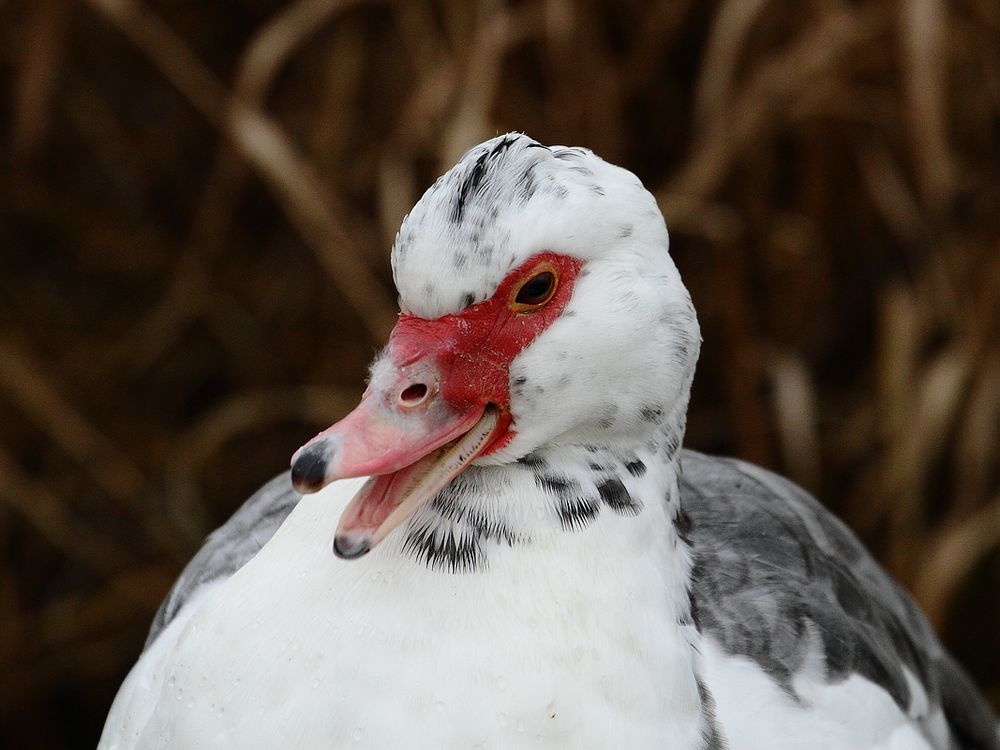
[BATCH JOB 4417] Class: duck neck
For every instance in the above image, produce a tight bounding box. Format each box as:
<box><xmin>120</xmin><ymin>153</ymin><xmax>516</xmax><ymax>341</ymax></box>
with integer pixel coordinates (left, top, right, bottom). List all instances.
<box><xmin>383</xmin><ymin>411</ymin><xmax>722</xmax><ymax>748</ymax></box>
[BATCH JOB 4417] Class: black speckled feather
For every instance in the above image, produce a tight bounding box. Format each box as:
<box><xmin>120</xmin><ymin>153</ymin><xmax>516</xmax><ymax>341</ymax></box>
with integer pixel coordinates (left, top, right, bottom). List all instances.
<box><xmin>144</xmin><ymin>453</ymin><xmax>998</xmax><ymax>749</ymax></box>
<box><xmin>678</xmin><ymin>450</ymin><xmax>999</xmax><ymax>750</ymax></box>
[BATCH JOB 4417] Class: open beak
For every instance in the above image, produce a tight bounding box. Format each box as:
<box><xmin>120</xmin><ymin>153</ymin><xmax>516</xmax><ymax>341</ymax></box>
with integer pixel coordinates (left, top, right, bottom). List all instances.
<box><xmin>289</xmin><ymin>253</ymin><xmax>584</xmax><ymax>559</ymax></box>
<box><xmin>289</xmin><ymin>333</ymin><xmax>507</xmax><ymax>559</ymax></box>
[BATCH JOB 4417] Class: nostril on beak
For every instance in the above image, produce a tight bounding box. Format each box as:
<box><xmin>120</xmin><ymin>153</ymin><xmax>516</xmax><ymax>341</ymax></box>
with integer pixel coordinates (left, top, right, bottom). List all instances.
<box><xmin>397</xmin><ymin>382</ymin><xmax>430</xmax><ymax>409</ymax></box>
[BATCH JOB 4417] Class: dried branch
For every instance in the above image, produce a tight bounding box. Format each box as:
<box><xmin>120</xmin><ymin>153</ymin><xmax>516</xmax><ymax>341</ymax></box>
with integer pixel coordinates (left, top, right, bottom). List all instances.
<box><xmin>0</xmin><ymin>444</ymin><xmax>132</xmax><ymax>573</ymax></box>
<box><xmin>914</xmin><ymin>494</ymin><xmax>1000</xmax><ymax>628</ymax></box>
<box><xmin>10</xmin><ymin>0</ymin><xmax>70</xmax><ymax>163</ymax></box>
<box><xmin>81</xmin><ymin>0</ymin><xmax>397</xmax><ymax>341</ymax></box>
<box><xmin>0</xmin><ymin>338</ymin><xmax>146</xmax><ymax>513</ymax></box>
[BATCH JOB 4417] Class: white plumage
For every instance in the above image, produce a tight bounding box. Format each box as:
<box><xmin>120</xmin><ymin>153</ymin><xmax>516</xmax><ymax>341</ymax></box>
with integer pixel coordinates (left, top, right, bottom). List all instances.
<box><xmin>100</xmin><ymin>134</ymin><xmax>998</xmax><ymax>750</ymax></box>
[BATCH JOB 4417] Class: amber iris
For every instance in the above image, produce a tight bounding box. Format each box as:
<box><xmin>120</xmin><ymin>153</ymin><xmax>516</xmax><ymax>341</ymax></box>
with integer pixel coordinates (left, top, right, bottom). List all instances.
<box><xmin>510</xmin><ymin>264</ymin><xmax>559</xmax><ymax>313</ymax></box>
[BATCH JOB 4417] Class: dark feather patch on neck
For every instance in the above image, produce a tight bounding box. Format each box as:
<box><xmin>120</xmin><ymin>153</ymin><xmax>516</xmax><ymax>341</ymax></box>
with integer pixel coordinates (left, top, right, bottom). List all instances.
<box><xmin>402</xmin><ymin>446</ymin><xmax>671</xmax><ymax>571</ymax></box>
<box><xmin>401</xmin><ymin>475</ymin><xmax>521</xmax><ymax>573</ymax></box>
<box><xmin>596</xmin><ymin>478</ymin><xmax>642</xmax><ymax>516</ymax></box>
<box><xmin>402</xmin><ymin>523</ymin><xmax>483</xmax><ymax>573</ymax></box>
<box><xmin>532</xmin><ymin>451</ymin><xmax>653</xmax><ymax>531</ymax></box>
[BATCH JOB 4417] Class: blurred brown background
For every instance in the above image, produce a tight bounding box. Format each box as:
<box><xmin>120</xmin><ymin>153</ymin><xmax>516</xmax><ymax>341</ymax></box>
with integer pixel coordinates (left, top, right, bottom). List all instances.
<box><xmin>2</xmin><ymin>0</ymin><xmax>999</xmax><ymax>746</ymax></box>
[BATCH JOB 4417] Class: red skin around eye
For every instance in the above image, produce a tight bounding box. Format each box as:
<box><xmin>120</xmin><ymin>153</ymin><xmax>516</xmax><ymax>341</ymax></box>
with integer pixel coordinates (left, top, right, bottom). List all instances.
<box><xmin>388</xmin><ymin>252</ymin><xmax>583</xmax><ymax>455</ymax></box>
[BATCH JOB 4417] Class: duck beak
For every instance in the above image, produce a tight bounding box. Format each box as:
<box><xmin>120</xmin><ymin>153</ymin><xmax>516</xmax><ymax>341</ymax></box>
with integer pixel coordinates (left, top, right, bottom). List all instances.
<box><xmin>290</xmin><ymin>252</ymin><xmax>583</xmax><ymax>559</ymax></box>
<box><xmin>291</xmin><ymin>397</ymin><xmax>501</xmax><ymax>559</ymax></box>
<box><xmin>290</xmin><ymin>334</ymin><xmax>507</xmax><ymax>559</ymax></box>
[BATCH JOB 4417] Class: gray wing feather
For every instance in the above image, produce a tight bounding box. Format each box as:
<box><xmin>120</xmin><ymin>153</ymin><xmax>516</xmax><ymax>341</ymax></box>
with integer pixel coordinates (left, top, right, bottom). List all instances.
<box><xmin>145</xmin><ymin>472</ymin><xmax>300</xmax><ymax>649</ymax></box>
<box><xmin>678</xmin><ymin>449</ymin><xmax>998</xmax><ymax>750</ymax></box>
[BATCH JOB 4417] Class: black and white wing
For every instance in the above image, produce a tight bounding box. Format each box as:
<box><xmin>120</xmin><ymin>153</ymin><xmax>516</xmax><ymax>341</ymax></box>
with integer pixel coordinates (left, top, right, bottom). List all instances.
<box><xmin>146</xmin><ymin>472</ymin><xmax>301</xmax><ymax>649</ymax></box>
<box><xmin>678</xmin><ymin>450</ymin><xmax>999</xmax><ymax>750</ymax></box>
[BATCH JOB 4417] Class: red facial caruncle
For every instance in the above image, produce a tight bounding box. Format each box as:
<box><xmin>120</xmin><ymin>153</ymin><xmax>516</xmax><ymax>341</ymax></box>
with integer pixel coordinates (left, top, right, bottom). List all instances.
<box><xmin>290</xmin><ymin>252</ymin><xmax>583</xmax><ymax>558</ymax></box>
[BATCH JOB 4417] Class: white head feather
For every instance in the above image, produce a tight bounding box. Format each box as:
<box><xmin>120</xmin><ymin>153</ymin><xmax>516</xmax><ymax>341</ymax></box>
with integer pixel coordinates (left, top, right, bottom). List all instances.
<box><xmin>391</xmin><ymin>133</ymin><xmax>701</xmax><ymax>463</ymax></box>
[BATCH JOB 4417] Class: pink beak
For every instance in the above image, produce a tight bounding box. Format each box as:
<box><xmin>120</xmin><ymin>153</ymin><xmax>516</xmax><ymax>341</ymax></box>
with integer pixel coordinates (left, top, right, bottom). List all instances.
<box><xmin>289</xmin><ymin>252</ymin><xmax>584</xmax><ymax>559</ymax></box>
<box><xmin>290</xmin><ymin>353</ymin><xmax>503</xmax><ymax>558</ymax></box>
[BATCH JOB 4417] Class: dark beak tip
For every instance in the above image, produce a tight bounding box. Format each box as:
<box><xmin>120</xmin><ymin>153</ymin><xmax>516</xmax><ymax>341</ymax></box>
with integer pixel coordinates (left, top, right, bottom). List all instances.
<box><xmin>333</xmin><ymin>534</ymin><xmax>371</xmax><ymax>560</ymax></box>
<box><xmin>290</xmin><ymin>476</ymin><xmax>321</xmax><ymax>494</ymax></box>
<box><xmin>290</xmin><ymin>440</ymin><xmax>332</xmax><ymax>494</ymax></box>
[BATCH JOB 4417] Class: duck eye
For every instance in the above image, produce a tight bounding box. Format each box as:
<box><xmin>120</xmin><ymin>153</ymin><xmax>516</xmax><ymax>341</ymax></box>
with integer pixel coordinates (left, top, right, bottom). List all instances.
<box><xmin>513</xmin><ymin>272</ymin><xmax>556</xmax><ymax>309</ymax></box>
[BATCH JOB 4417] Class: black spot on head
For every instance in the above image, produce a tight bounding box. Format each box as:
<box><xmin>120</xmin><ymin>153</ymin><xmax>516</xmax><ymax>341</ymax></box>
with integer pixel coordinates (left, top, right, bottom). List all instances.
<box><xmin>488</xmin><ymin>133</ymin><xmax>520</xmax><ymax>159</ymax></box>
<box><xmin>513</xmin><ymin>375</ymin><xmax>527</xmax><ymax>386</ymax></box>
<box><xmin>517</xmin><ymin>163</ymin><xmax>538</xmax><ymax>203</ymax></box>
<box><xmin>590</xmin><ymin>185</ymin><xmax>606</xmax><ymax>196</ymax></box>
<box><xmin>452</xmin><ymin>150</ymin><xmax>490</xmax><ymax>223</ymax></box>
<box><xmin>462</xmin><ymin>292</ymin><xmax>475</xmax><ymax>309</ymax></box>
<box><xmin>558</xmin><ymin>374</ymin><xmax>571</xmax><ymax>388</ymax></box>
<box><xmin>625</xmin><ymin>459</ymin><xmax>646</xmax><ymax>477</ymax></box>
<box><xmin>598</xmin><ymin>478</ymin><xmax>641</xmax><ymax>516</ymax></box>
<box><xmin>451</xmin><ymin>133</ymin><xmax>524</xmax><ymax>222</ymax></box>
<box><xmin>619</xmin><ymin>224</ymin><xmax>633</xmax><ymax>238</ymax></box>
<box><xmin>452</xmin><ymin>253</ymin><xmax>469</xmax><ymax>270</ymax></box>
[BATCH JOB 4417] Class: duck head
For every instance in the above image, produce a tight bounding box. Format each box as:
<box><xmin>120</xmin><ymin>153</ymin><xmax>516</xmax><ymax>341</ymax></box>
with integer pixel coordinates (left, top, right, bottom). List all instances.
<box><xmin>290</xmin><ymin>134</ymin><xmax>700</xmax><ymax>558</ymax></box>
